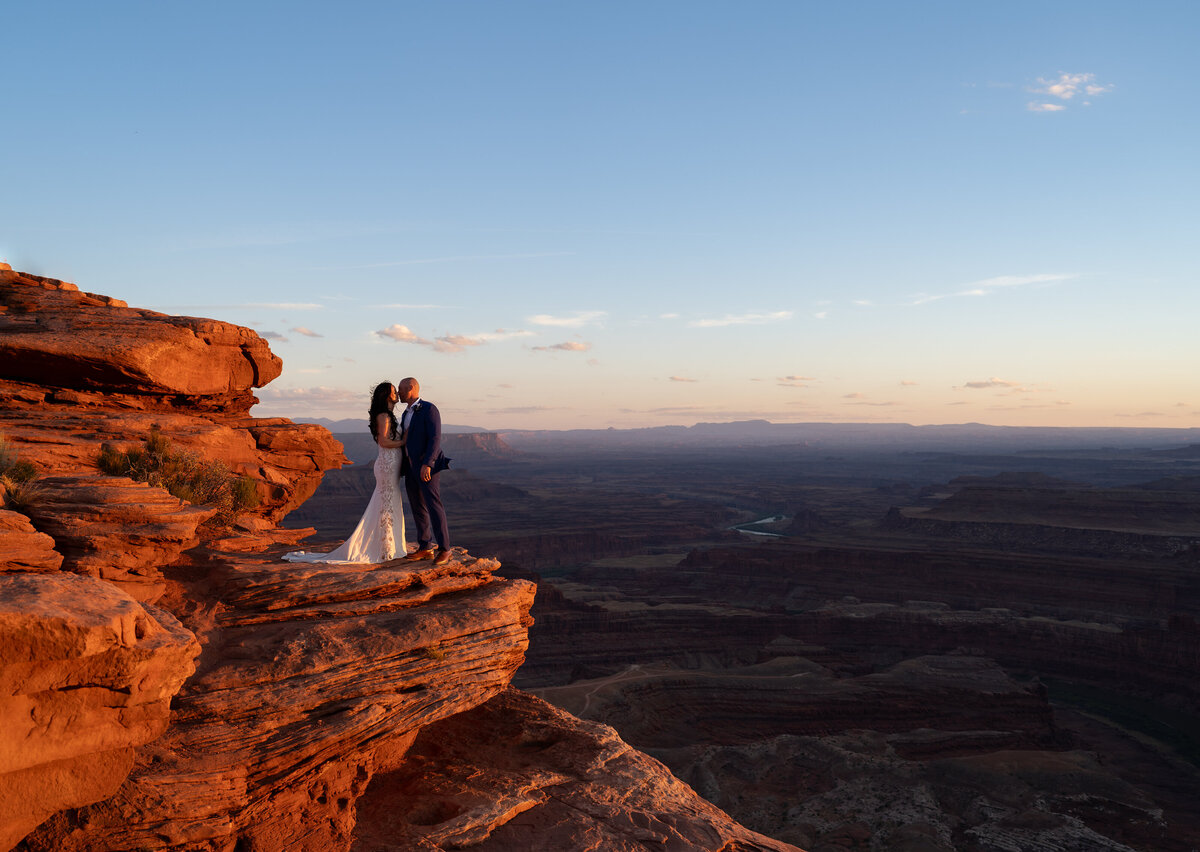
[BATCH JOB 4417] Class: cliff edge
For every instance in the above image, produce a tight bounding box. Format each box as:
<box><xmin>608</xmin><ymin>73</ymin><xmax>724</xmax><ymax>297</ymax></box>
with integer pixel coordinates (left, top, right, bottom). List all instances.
<box><xmin>0</xmin><ymin>269</ymin><xmax>797</xmax><ymax>852</ymax></box>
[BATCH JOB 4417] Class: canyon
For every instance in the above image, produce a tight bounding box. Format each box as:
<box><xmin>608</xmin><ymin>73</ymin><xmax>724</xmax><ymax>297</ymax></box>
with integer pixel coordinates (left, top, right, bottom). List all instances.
<box><xmin>0</xmin><ymin>266</ymin><xmax>793</xmax><ymax>852</ymax></box>
<box><xmin>6</xmin><ymin>263</ymin><xmax>1200</xmax><ymax>850</ymax></box>
<box><xmin>292</xmin><ymin>417</ymin><xmax>1200</xmax><ymax>850</ymax></box>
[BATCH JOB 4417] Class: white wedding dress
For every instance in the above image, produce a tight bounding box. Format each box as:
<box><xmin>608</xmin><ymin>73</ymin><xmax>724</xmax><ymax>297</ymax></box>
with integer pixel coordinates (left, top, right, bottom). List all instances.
<box><xmin>284</xmin><ymin>442</ymin><xmax>407</xmax><ymax>564</ymax></box>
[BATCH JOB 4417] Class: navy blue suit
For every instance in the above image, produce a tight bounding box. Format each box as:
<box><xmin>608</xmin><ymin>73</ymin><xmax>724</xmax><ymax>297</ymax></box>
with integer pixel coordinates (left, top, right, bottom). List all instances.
<box><xmin>401</xmin><ymin>400</ymin><xmax>449</xmax><ymax>550</ymax></box>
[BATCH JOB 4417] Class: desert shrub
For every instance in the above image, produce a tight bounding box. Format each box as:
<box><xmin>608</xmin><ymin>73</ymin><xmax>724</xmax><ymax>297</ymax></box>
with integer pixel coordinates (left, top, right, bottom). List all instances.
<box><xmin>0</xmin><ymin>434</ymin><xmax>36</xmax><ymax>481</ymax></box>
<box><xmin>97</xmin><ymin>443</ymin><xmax>126</xmax><ymax>476</ymax></box>
<box><xmin>231</xmin><ymin>475</ymin><xmax>260</xmax><ymax>510</ymax></box>
<box><xmin>4</xmin><ymin>460</ymin><xmax>38</xmax><ymax>483</ymax></box>
<box><xmin>96</xmin><ymin>426</ymin><xmax>260</xmax><ymax>526</ymax></box>
<box><xmin>0</xmin><ymin>435</ymin><xmax>41</xmax><ymax>514</ymax></box>
<box><xmin>1</xmin><ymin>477</ymin><xmax>44</xmax><ymax>514</ymax></box>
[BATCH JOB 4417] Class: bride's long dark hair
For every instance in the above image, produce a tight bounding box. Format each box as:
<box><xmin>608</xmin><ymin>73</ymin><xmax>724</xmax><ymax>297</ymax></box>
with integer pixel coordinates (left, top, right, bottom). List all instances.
<box><xmin>368</xmin><ymin>382</ymin><xmax>398</xmax><ymax>441</ymax></box>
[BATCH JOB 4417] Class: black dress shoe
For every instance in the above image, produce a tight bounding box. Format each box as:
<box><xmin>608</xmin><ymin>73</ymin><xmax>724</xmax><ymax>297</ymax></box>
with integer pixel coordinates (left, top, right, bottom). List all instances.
<box><xmin>433</xmin><ymin>548</ymin><xmax>451</xmax><ymax>565</ymax></box>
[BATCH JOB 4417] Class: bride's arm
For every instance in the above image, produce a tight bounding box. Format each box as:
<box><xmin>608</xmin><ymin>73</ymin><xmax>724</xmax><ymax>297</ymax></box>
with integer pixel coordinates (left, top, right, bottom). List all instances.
<box><xmin>375</xmin><ymin>413</ymin><xmax>404</xmax><ymax>448</ymax></box>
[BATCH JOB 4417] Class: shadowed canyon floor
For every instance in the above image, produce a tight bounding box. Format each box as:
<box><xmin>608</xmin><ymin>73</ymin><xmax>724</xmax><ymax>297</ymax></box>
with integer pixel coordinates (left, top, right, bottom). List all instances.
<box><xmin>290</xmin><ymin>432</ymin><xmax>1200</xmax><ymax>850</ymax></box>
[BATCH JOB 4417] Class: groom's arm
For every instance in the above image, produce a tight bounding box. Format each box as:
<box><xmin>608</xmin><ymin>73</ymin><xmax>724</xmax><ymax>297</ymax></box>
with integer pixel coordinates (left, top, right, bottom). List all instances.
<box><xmin>419</xmin><ymin>404</ymin><xmax>443</xmax><ymax>472</ymax></box>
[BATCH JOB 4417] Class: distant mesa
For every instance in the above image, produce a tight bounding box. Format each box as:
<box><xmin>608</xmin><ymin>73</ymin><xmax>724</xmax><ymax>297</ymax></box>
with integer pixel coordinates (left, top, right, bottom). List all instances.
<box><xmin>947</xmin><ymin>471</ymin><xmax>1085</xmax><ymax>489</ymax></box>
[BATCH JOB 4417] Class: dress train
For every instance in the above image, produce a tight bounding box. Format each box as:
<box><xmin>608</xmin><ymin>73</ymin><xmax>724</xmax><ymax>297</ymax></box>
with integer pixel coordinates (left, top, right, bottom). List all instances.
<box><xmin>284</xmin><ymin>444</ymin><xmax>406</xmax><ymax>564</ymax></box>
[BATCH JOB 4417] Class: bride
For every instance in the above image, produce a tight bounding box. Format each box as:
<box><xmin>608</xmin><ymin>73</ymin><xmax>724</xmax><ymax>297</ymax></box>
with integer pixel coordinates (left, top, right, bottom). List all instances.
<box><xmin>284</xmin><ymin>382</ymin><xmax>408</xmax><ymax>564</ymax></box>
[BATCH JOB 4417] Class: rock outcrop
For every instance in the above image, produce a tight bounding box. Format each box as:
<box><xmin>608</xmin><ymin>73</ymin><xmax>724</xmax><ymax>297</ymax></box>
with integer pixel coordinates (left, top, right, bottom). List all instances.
<box><xmin>0</xmin><ymin>510</ymin><xmax>61</xmax><ymax>573</ymax></box>
<box><xmin>0</xmin><ymin>269</ymin><xmax>279</xmax><ymax>401</ymax></box>
<box><xmin>0</xmin><ymin>268</ymin><xmax>346</xmax><ymax>523</ymax></box>
<box><xmin>0</xmin><ymin>573</ymin><xmax>199</xmax><ymax>852</ymax></box>
<box><xmin>24</xmin><ymin>475</ymin><xmax>215</xmax><ymax>601</ymax></box>
<box><xmin>354</xmin><ymin>688</ymin><xmax>798</xmax><ymax>851</ymax></box>
<box><xmin>20</xmin><ymin>549</ymin><xmax>537</xmax><ymax>852</ymax></box>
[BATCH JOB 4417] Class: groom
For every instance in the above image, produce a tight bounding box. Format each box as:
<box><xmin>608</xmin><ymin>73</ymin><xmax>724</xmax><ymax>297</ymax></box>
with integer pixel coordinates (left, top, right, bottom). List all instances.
<box><xmin>398</xmin><ymin>377</ymin><xmax>451</xmax><ymax>565</ymax></box>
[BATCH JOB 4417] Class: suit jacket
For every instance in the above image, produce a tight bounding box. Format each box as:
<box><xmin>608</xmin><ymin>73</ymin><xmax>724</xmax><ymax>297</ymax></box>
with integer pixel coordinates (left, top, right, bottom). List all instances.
<box><xmin>401</xmin><ymin>400</ymin><xmax>450</xmax><ymax>476</ymax></box>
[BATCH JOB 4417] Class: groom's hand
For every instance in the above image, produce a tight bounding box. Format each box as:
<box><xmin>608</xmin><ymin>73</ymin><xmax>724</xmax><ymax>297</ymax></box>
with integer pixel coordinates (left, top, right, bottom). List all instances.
<box><xmin>421</xmin><ymin>464</ymin><xmax>432</xmax><ymax>482</ymax></box>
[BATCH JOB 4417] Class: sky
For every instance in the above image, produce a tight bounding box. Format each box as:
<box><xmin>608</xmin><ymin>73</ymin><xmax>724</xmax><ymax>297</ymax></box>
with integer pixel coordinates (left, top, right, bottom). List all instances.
<box><xmin>4</xmin><ymin>1</ymin><xmax>1198</xmax><ymax>431</ymax></box>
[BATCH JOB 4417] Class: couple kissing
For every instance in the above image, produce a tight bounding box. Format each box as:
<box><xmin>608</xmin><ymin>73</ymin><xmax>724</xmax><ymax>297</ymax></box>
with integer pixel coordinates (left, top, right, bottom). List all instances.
<box><xmin>284</xmin><ymin>376</ymin><xmax>451</xmax><ymax>566</ymax></box>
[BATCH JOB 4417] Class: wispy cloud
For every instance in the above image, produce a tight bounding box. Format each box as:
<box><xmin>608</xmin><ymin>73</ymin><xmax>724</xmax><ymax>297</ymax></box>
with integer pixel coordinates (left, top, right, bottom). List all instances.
<box><xmin>432</xmin><ymin>335</ymin><xmax>487</xmax><ymax>354</ymax></box>
<box><xmin>843</xmin><ymin>392</ymin><xmax>865</xmax><ymax>399</ymax></box>
<box><xmin>257</xmin><ymin>386</ymin><xmax>361</xmax><ymax>404</ymax></box>
<box><xmin>376</xmin><ymin>325</ymin><xmax>532</xmax><ymax>353</ymax></box>
<box><xmin>482</xmin><ymin>329</ymin><xmax>535</xmax><ymax>341</ymax></box>
<box><xmin>291</xmin><ymin>326</ymin><xmax>322</xmax><ymax>338</ymax></box>
<box><xmin>164</xmin><ymin>302</ymin><xmax>324</xmax><ymax>311</ymax></box>
<box><xmin>911</xmin><ymin>273</ymin><xmax>1075</xmax><ymax>305</ymax></box>
<box><xmin>900</xmin><ymin>380</ymin><xmax>918</xmax><ymax>386</ymax></box>
<box><xmin>777</xmin><ymin>374</ymin><xmax>816</xmax><ymax>388</ymax></box>
<box><xmin>669</xmin><ymin>375</ymin><xmax>697</xmax><ymax>382</ymax></box>
<box><xmin>961</xmin><ymin>377</ymin><xmax>1021</xmax><ymax>390</ymax></box>
<box><xmin>259</xmin><ymin>331</ymin><xmax>288</xmax><ymax>343</ymax></box>
<box><xmin>1027</xmin><ymin>72</ymin><xmax>1112</xmax><ymax>112</ymax></box>
<box><xmin>334</xmin><ymin>251</ymin><xmax>573</xmax><ymax>270</ymax></box>
<box><xmin>532</xmin><ymin>341</ymin><xmax>592</xmax><ymax>352</ymax></box>
<box><xmin>1031</xmin><ymin>72</ymin><xmax>1113</xmax><ymax>100</ymax></box>
<box><xmin>528</xmin><ymin>311</ymin><xmax>607</xmax><ymax>328</ymax></box>
<box><xmin>376</xmin><ymin>324</ymin><xmax>428</xmax><ymax>344</ymax></box>
<box><xmin>372</xmin><ymin>303</ymin><xmax>449</xmax><ymax>309</ymax></box>
<box><xmin>689</xmin><ymin>310</ymin><xmax>793</xmax><ymax>328</ymax></box>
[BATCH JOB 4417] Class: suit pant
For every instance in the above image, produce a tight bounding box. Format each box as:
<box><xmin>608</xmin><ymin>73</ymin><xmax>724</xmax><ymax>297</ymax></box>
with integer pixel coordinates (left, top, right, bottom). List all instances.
<box><xmin>404</xmin><ymin>471</ymin><xmax>449</xmax><ymax>550</ymax></box>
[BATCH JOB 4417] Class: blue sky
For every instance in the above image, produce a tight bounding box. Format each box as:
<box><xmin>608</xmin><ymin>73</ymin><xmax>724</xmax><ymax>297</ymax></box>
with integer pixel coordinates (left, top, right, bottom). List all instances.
<box><xmin>4</xmin><ymin>1</ymin><xmax>1198</xmax><ymax>429</ymax></box>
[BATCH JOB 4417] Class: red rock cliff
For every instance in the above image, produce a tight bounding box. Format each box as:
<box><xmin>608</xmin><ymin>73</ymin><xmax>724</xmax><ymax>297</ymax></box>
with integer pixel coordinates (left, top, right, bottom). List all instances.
<box><xmin>0</xmin><ymin>269</ymin><xmax>797</xmax><ymax>852</ymax></box>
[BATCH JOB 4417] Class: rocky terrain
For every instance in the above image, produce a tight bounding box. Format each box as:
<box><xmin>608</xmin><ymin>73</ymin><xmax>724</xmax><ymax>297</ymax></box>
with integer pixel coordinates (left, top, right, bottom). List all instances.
<box><xmin>0</xmin><ymin>266</ymin><xmax>792</xmax><ymax>852</ymax></box>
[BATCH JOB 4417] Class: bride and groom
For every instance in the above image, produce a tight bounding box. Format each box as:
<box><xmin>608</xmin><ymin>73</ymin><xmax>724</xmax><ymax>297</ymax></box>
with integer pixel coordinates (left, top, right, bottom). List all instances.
<box><xmin>285</xmin><ymin>377</ymin><xmax>450</xmax><ymax>566</ymax></box>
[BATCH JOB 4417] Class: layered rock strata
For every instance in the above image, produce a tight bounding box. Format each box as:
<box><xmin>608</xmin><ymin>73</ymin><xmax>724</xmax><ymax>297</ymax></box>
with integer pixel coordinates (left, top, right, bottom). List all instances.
<box><xmin>0</xmin><ymin>268</ymin><xmax>346</xmax><ymax>522</ymax></box>
<box><xmin>352</xmin><ymin>688</ymin><xmax>799</xmax><ymax>851</ymax></box>
<box><xmin>23</xmin><ymin>475</ymin><xmax>215</xmax><ymax>601</ymax></box>
<box><xmin>0</xmin><ymin>510</ymin><xmax>61</xmax><ymax>573</ymax></box>
<box><xmin>0</xmin><ymin>573</ymin><xmax>199</xmax><ymax>851</ymax></box>
<box><xmin>20</xmin><ymin>549</ymin><xmax>537</xmax><ymax>852</ymax></box>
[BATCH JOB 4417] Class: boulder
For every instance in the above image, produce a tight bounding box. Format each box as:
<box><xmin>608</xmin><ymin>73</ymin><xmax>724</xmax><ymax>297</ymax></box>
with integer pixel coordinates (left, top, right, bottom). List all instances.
<box><xmin>0</xmin><ymin>573</ymin><xmax>199</xmax><ymax>849</ymax></box>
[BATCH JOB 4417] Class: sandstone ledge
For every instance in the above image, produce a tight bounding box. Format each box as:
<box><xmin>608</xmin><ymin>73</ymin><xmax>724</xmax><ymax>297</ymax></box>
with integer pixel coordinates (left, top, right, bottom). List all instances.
<box><xmin>0</xmin><ymin>511</ymin><xmax>61</xmax><ymax>573</ymax></box>
<box><xmin>353</xmin><ymin>688</ymin><xmax>802</xmax><ymax>851</ymax></box>
<box><xmin>18</xmin><ymin>549</ymin><xmax>537</xmax><ymax>852</ymax></box>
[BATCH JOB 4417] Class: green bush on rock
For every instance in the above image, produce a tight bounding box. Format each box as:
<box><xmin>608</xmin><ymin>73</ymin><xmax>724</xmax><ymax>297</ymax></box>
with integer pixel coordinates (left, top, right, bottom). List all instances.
<box><xmin>97</xmin><ymin>426</ymin><xmax>259</xmax><ymax>526</ymax></box>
